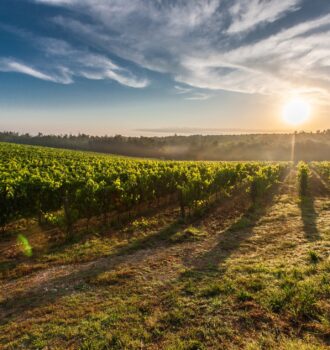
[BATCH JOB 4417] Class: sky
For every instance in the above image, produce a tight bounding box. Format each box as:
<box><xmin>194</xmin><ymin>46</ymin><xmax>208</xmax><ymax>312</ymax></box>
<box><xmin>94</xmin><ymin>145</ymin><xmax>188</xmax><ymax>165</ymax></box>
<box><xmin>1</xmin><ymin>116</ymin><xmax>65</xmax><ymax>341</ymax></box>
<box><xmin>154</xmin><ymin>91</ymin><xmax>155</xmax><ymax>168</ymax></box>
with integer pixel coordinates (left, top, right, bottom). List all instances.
<box><xmin>0</xmin><ymin>0</ymin><xmax>329</xmax><ymax>136</ymax></box>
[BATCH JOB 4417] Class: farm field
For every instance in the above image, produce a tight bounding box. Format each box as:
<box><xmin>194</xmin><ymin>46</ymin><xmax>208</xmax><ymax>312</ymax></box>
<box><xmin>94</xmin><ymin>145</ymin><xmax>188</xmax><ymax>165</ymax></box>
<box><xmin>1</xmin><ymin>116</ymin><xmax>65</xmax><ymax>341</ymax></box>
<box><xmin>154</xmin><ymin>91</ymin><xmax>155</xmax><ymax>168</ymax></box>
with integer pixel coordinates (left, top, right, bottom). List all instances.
<box><xmin>0</xmin><ymin>143</ymin><xmax>329</xmax><ymax>349</ymax></box>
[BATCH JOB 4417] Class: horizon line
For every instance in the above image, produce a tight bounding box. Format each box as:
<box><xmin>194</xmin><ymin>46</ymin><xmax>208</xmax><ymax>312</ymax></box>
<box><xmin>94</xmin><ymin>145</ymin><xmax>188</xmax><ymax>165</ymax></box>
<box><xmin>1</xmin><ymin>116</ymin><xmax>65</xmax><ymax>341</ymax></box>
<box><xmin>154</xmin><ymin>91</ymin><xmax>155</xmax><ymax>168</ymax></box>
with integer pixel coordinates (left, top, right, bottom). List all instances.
<box><xmin>135</xmin><ymin>127</ymin><xmax>315</xmax><ymax>134</ymax></box>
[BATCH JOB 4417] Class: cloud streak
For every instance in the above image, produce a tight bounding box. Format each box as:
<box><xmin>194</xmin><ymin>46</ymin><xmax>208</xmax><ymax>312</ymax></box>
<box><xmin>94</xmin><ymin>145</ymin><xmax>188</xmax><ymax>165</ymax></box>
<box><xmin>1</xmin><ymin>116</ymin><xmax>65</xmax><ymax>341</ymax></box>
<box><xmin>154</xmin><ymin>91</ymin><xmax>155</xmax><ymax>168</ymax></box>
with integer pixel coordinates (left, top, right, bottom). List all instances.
<box><xmin>0</xmin><ymin>28</ymin><xmax>149</xmax><ymax>88</ymax></box>
<box><xmin>39</xmin><ymin>38</ymin><xmax>150</xmax><ymax>88</ymax></box>
<box><xmin>174</xmin><ymin>85</ymin><xmax>211</xmax><ymax>101</ymax></box>
<box><xmin>227</xmin><ymin>0</ymin><xmax>301</xmax><ymax>33</ymax></box>
<box><xmin>4</xmin><ymin>0</ymin><xmax>330</xmax><ymax>104</ymax></box>
<box><xmin>0</xmin><ymin>58</ymin><xmax>66</xmax><ymax>83</ymax></box>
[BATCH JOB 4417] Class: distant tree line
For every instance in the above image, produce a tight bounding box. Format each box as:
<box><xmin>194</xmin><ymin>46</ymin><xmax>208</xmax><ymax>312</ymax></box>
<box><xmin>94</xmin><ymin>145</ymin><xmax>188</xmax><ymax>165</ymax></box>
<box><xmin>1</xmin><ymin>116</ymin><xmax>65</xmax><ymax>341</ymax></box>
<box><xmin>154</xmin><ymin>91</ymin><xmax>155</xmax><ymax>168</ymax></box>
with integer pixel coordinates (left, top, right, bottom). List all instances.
<box><xmin>0</xmin><ymin>130</ymin><xmax>329</xmax><ymax>161</ymax></box>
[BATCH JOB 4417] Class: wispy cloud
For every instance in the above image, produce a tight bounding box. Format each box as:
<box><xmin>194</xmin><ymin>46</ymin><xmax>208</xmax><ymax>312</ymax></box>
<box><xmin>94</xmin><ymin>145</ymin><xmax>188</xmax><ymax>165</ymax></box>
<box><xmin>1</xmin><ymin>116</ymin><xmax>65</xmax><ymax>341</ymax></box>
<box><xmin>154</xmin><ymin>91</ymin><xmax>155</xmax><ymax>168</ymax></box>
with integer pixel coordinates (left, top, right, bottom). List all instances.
<box><xmin>174</xmin><ymin>85</ymin><xmax>211</xmax><ymax>100</ymax></box>
<box><xmin>174</xmin><ymin>85</ymin><xmax>193</xmax><ymax>94</ymax></box>
<box><xmin>185</xmin><ymin>93</ymin><xmax>211</xmax><ymax>101</ymax></box>
<box><xmin>39</xmin><ymin>38</ymin><xmax>150</xmax><ymax>88</ymax></box>
<box><xmin>6</xmin><ymin>0</ymin><xmax>330</xmax><ymax>104</ymax></box>
<box><xmin>227</xmin><ymin>0</ymin><xmax>301</xmax><ymax>34</ymax></box>
<box><xmin>0</xmin><ymin>30</ymin><xmax>149</xmax><ymax>87</ymax></box>
<box><xmin>0</xmin><ymin>58</ymin><xmax>69</xmax><ymax>83</ymax></box>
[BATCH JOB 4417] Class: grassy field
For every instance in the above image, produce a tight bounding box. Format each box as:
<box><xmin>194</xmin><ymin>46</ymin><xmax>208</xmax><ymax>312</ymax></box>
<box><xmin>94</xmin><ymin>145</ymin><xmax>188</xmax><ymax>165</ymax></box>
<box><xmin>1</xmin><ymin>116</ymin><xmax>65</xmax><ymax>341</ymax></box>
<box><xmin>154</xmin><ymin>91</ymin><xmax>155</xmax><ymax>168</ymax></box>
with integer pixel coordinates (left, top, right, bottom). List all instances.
<box><xmin>0</xmin><ymin>167</ymin><xmax>329</xmax><ymax>349</ymax></box>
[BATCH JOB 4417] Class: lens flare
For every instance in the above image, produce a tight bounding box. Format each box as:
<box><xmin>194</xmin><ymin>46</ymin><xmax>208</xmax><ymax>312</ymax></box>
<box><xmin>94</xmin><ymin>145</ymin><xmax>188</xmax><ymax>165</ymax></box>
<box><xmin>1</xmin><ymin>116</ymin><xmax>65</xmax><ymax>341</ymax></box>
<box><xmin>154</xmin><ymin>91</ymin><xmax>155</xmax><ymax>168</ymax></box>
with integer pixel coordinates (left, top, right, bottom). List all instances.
<box><xmin>17</xmin><ymin>234</ymin><xmax>33</xmax><ymax>257</ymax></box>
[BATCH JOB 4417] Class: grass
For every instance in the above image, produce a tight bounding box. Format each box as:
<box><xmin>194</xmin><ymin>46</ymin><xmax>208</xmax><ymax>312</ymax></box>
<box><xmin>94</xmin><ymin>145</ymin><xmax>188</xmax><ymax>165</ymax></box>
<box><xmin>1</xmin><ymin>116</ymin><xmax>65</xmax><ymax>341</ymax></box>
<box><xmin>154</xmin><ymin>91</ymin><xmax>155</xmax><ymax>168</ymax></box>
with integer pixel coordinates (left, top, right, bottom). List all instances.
<box><xmin>88</xmin><ymin>268</ymin><xmax>135</xmax><ymax>286</ymax></box>
<box><xmin>0</xmin><ymin>211</ymin><xmax>178</xmax><ymax>280</ymax></box>
<box><xmin>309</xmin><ymin>250</ymin><xmax>321</xmax><ymax>264</ymax></box>
<box><xmin>170</xmin><ymin>226</ymin><xmax>207</xmax><ymax>243</ymax></box>
<box><xmin>0</xmin><ymin>168</ymin><xmax>329</xmax><ymax>349</ymax></box>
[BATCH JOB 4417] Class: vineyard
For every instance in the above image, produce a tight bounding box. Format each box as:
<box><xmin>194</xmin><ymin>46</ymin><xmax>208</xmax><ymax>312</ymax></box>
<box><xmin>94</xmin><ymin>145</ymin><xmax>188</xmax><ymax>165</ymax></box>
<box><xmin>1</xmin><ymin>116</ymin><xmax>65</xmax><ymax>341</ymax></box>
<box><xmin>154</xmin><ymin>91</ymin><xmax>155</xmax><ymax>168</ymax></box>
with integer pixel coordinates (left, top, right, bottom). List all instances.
<box><xmin>0</xmin><ymin>143</ymin><xmax>329</xmax><ymax>350</ymax></box>
<box><xmin>312</xmin><ymin>161</ymin><xmax>330</xmax><ymax>183</ymax></box>
<box><xmin>0</xmin><ymin>142</ymin><xmax>287</xmax><ymax>234</ymax></box>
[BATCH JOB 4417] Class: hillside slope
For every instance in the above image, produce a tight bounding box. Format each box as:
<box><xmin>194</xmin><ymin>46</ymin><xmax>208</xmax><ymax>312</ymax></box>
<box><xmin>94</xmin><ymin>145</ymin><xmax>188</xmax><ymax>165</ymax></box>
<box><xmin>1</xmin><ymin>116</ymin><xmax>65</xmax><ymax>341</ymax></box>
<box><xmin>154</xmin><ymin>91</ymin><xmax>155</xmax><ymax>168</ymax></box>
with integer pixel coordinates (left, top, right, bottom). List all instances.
<box><xmin>0</xmin><ymin>169</ymin><xmax>329</xmax><ymax>349</ymax></box>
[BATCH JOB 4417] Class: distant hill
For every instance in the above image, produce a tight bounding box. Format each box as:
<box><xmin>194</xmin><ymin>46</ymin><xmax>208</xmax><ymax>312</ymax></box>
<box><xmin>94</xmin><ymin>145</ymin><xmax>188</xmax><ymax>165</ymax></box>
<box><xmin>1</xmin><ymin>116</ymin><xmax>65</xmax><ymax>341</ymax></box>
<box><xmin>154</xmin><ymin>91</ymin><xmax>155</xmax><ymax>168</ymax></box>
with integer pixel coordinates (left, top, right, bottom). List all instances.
<box><xmin>1</xmin><ymin>130</ymin><xmax>329</xmax><ymax>161</ymax></box>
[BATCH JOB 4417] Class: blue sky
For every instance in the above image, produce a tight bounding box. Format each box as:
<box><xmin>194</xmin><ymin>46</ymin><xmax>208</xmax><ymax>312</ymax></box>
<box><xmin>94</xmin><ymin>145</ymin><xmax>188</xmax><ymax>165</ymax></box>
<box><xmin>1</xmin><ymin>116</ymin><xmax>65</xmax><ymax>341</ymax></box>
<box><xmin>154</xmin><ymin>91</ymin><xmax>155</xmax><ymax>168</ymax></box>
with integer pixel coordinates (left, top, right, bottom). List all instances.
<box><xmin>0</xmin><ymin>0</ymin><xmax>329</xmax><ymax>135</ymax></box>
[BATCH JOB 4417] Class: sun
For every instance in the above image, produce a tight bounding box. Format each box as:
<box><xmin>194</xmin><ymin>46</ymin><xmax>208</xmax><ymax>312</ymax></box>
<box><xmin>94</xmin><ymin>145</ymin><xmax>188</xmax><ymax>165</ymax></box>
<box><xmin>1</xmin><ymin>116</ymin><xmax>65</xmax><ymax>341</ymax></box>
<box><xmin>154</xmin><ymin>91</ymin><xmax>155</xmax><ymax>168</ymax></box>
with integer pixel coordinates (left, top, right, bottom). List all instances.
<box><xmin>282</xmin><ymin>97</ymin><xmax>311</xmax><ymax>126</ymax></box>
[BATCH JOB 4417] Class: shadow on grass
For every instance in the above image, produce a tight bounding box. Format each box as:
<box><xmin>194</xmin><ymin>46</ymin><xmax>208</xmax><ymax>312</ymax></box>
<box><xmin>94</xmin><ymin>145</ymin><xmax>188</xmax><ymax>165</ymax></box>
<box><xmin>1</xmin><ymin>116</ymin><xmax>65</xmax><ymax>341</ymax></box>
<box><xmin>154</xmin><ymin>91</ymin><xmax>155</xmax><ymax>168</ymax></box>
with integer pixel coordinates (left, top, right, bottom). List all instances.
<box><xmin>0</xmin><ymin>219</ymin><xmax>183</xmax><ymax>323</ymax></box>
<box><xmin>299</xmin><ymin>196</ymin><xmax>320</xmax><ymax>241</ymax></box>
<box><xmin>0</xmin><ymin>201</ymin><xmax>180</xmax><ymax>280</ymax></box>
<box><xmin>298</xmin><ymin>167</ymin><xmax>330</xmax><ymax>242</ymax></box>
<box><xmin>185</xmin><ymin>205</ymin><xmax>268</xmax><ymax>272</ymax></box>
<box><xmin>183</xmin><ymin>172</ymin><xmax>287</xmax><ymax>272</ymax></box>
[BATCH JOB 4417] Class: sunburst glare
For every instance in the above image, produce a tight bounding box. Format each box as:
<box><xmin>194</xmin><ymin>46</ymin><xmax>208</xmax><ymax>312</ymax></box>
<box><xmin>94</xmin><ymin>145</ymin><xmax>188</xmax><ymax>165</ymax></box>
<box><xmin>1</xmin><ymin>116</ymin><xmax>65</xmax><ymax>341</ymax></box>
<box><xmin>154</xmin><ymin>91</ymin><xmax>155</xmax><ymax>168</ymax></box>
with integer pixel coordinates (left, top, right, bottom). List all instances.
<box><xmin>282</xmin><ymin>97</ymin><xmax>311</xmax><ymax>126</ymax></box>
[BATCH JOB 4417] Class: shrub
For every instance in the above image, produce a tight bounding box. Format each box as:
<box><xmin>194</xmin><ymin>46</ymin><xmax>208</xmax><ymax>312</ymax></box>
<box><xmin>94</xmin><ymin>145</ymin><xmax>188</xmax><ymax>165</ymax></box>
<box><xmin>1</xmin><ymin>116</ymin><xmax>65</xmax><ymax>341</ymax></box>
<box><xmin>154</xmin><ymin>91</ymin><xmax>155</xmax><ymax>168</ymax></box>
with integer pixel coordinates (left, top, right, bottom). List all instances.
<box><xmin>308</xmin><ymin>250</ymin><xmax>320</xmax><ymax>264</ymax></box>
<box><xmin>297</xmin><ymin>162</ymin><xmax>310</xmax><ymax>196</ymax></box>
